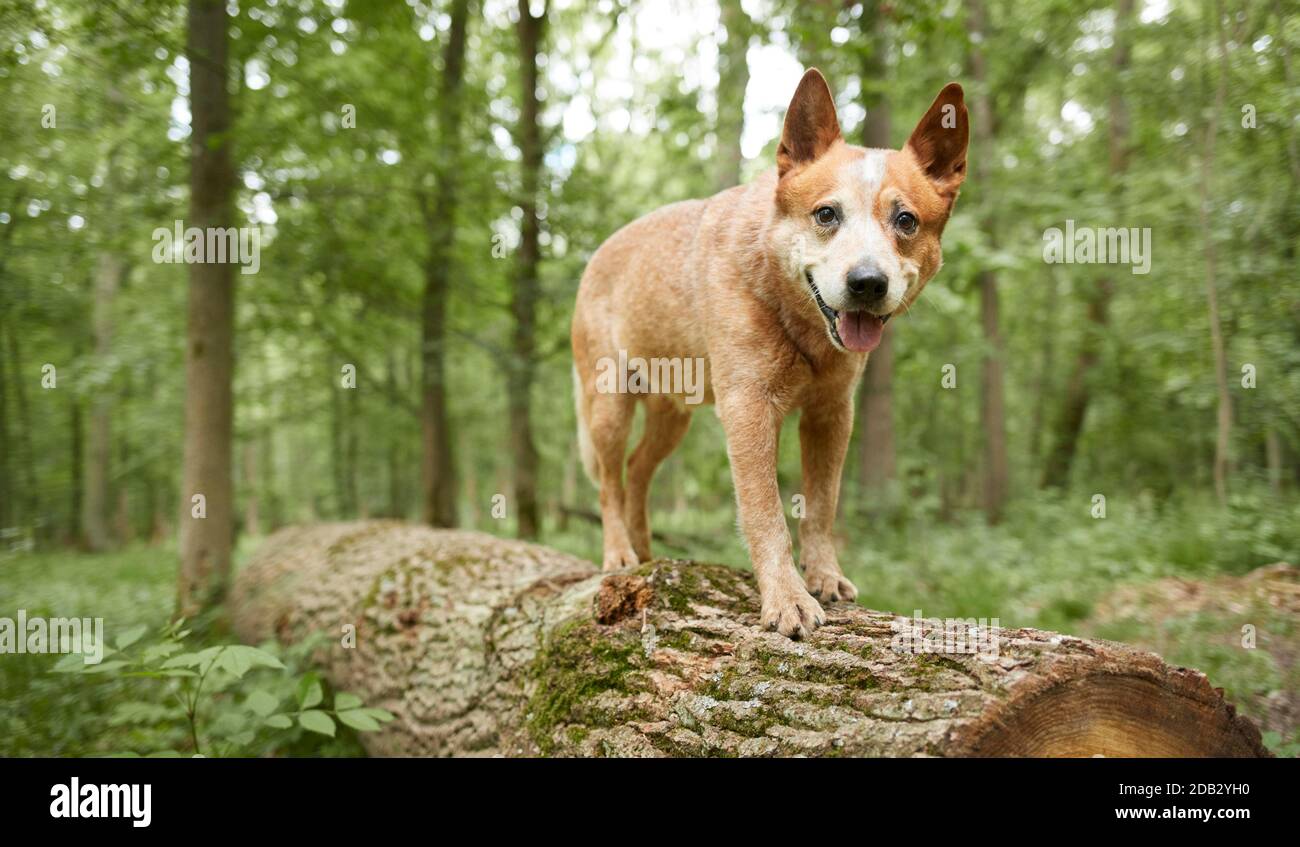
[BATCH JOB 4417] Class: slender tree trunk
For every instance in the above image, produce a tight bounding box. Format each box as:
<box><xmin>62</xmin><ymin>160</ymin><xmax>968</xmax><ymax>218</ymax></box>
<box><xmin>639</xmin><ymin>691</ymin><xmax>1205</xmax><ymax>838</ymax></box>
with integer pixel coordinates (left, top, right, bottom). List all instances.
<box><xmin>856</xmin><ymin>1</ymin><xmax>896</xmax><ymax>497</ymax></box>
<box><xmin>0</xmin><ymin>320</ymin><xmax>9</xmax><ymax>532</ymax></box>
<box><xmin>1200</xmin><ymin>0</ymin><xmax>1233</xmax><ymax>505</ymax></box>
<box><xmin>330</xmin><ymin>380</ymin><xmax>350</xmax><ymax>517</ymax></box>
<box><xmin>178</xmin><ymin>0</ymin><xmax>237</xmax><ymax>618</ymax></box>
<box><xmin>557</xmin><ymin>442</ymin><xmax>577</xmax><ymax>531</ymax></box>
<box><xmin>242</xmin><ymin>440</ymin><xmax>261</xmax><ymax>536</ymax></box>
<box><xmin>0</xmin><ymin>321</ymin><xmax>10</xmax><ymax>533</ymax></box>
<box><xmin>418</xmin><ymin>0</ymin><xmax>470</xmax><ymax>529</ymax></box>
<box><xmin>1028</xmin><ymin>270</ymin><xmax>1059</xmax><ymax>467</ymax></box>
<box><xmin>510</xmin><ymin>0</ymin><xmax>546</xmax><ymax>540</ymax></box>
<box><xmin>714</xmin><ymin>0</ymin><xmax>751</xmax><ymax>191</ymax></box>
<box><xmin>384</xmin><ymin>355</ymin><xmax>405</xmax><ymax>519</ymax></box>
<box><xmin>1041</xmin><ymin>0</ymin><xmax>1131</xmax><ymax>489</ymax></box>
<box><xmin>967</xmin><ymin>0</ymin><xmax>1008</xmax><ymax>523</ymax></box>
<box><xmin>5</xmin><ymin>318</ymin><xmax>40</xmax><ymax>541</ymax></box>
<box><xmin>68</xmin><ymin>385</ymin><xmax>83</xmax><ymax>546</ymax></box>
<box><xmin>1265</xmin><ymin>427</ymin><xmax>1282</xmax><ymax>493</ymax></box>
<box><xmin>345</xmin><ymin>385</ymin><xmax>359</xmax><ymax>516</ymax></box>
<box><xmin>83</xmin><ymin>253</ymin><xmax>124</xmax><ymax>551</ymax></box>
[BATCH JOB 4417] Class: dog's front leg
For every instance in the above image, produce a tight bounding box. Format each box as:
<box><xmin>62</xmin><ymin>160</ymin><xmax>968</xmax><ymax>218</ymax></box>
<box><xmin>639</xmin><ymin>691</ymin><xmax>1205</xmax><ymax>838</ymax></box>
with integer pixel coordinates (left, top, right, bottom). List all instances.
<box><xmin>719</xmin><ymin>388</ymin><xmax>825</xmax><ymax>638</ymax></box>
<box><xmin>797</xmin><ymin>398</ymin><xmax>859</xmax><ymax>603</ymax></box>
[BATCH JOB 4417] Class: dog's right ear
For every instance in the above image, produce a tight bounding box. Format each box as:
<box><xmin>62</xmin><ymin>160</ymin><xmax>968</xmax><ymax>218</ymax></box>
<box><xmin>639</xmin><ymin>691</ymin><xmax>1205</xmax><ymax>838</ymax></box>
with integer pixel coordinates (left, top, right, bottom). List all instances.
<box><xmin>777</xmin><ymin>68</ymin><xmax>842</xmax><ymax>178</ymax></box>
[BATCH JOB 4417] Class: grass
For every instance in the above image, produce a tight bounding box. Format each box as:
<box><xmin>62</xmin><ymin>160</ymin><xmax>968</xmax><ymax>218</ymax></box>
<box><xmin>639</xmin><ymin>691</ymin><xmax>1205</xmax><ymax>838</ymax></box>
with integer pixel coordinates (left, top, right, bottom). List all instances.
<box><xmin>3</xmin><ymin>488</ymin><xmax>1296</xmax><ymax>755</ymax></box>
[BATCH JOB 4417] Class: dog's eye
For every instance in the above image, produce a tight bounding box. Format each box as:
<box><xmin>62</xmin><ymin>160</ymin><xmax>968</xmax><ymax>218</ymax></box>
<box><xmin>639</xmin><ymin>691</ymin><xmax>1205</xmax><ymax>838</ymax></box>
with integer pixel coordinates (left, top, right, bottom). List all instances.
<box><xmin>813</xmin><ymin>206</ymin><xmax>838</xmax><ymax>226</ymax></box>
<box><xmin>895</xmin><ymin>211</ymin><xmax>918</xmax><ymax>235</ymax></box>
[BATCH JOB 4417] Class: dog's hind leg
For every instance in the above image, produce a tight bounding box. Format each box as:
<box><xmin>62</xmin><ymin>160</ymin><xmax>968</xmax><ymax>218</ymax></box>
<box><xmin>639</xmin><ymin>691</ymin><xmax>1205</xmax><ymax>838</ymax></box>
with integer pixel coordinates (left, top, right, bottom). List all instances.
<box><xmin>624</xmin><ymin>396</ymin><xmax>692</xmax><ymax>561</ymax></box>
<box><xmin>587</xmin><ymin>389</ymin><xmax>639</xmax><ymax>570</ymax></box>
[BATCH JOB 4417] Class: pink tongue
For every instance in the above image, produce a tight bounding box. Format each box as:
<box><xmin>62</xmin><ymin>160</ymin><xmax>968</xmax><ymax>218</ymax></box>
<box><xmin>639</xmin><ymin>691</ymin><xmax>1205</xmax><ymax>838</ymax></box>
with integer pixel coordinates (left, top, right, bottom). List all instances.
<box><xmin>837</xmin><ymin>311</ymin><xmax>884</xmax><ymax>352</ymax></box>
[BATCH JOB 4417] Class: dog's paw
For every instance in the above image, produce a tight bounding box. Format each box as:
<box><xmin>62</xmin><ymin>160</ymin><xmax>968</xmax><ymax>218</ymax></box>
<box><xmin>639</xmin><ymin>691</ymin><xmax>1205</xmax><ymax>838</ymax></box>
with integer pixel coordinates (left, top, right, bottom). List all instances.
<box><xmin>602</xmin><ymin>546</ymin><xmax>640</xmax><ymax>572</ymax></box>
<box><xmin>760</xmin><ymin>583</ymin><xmax>825</xmax><ymax>639</ymax></box>
<box><xmin>803</xmin><ymin>568</ymin><xmax>859</xmax><ymax>603</ymax></box>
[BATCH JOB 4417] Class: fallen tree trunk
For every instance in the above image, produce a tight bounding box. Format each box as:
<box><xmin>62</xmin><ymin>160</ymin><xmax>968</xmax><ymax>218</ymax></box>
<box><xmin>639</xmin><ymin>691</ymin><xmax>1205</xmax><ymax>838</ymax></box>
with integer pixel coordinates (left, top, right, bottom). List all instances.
<box><xmin>231</xmin><ymin>522</ymin><xmax>1269</xmax><ymax>757</ymax></box>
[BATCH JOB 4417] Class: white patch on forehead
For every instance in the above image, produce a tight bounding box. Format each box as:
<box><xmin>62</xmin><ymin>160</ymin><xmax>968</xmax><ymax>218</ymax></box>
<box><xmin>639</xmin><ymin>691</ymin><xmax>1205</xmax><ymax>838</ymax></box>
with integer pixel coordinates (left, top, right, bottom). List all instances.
<box><xmin>838</xmin><ymin>149</ymin><xmax>888</xmax><ymax>210</ymax></box>
<box><xmin>857</xmin><ymin>149</ymin><xmax>888</xmax><ymax>188</ymax></box>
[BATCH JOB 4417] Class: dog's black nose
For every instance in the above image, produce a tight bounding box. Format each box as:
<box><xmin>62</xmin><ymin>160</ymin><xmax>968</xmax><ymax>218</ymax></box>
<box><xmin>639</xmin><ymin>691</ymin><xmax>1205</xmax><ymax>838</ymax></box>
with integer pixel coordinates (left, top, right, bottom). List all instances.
<box><xmin>846</xmin><ymin>265</ymin><xmax>889</xmax><ymax>300</ymax></box>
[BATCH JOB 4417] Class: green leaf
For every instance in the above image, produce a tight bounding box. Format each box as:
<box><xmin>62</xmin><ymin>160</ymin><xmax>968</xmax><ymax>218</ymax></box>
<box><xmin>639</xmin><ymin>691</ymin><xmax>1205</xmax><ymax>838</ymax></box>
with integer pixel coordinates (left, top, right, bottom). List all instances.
<box><xmin>264</xmin><ymin>714</ymin><xmax>293</xmax><ymax>730</ymax></box>
<box><xmin>141</xmin><ymin>641</ymin><xmax>182</xmax><ymax>665</ymax></box>
<box><xmin>245</xmin><ymin>689</ymin><xmax>279</xmax><ymax>717</ymax></box>
<box><xmin>219</xmin><ymin>645</ymin><xmax>285</xmax><ymax>679</ymax></box>
<box><xmin>333</xmin><ymin>692</ymin><xmax>363</xmax><ymax>711</ymax></box>
<box><xmin>298</xmin><ymin>710</ymin><xmax>335</xmax><ymax>737</ymax></box>
<box><xmin>297</xmin><ymin>674</ymin><xmax>323</xmax><ymax>709</ymax></box>
<box><xmin>115</xmin><ymin>624</ymin><xmax>148</xmax><ymax>650</ymax></box>
<box><xmin>162</xmin><ymin>649</ymin><xmax>212</xmax><ymax>670</ymax></box>
<box><xmin>80</xmin><ymin>660</ymin><xmax>130</xmax><ymax>674</ymax></box>
<box><xmin>360</xmin><ymin>707</ymin><xmax>395</xmax><ymax>723</ymax></box>
<box><xmin>336</xmin><ymin>709</ymin><xmax>381</xmax><ymax>732</ymax></box>
<box><xmin>50</xmin><ymin>652</ymin><xmax>90</xmax><ymax>673</ymax></box>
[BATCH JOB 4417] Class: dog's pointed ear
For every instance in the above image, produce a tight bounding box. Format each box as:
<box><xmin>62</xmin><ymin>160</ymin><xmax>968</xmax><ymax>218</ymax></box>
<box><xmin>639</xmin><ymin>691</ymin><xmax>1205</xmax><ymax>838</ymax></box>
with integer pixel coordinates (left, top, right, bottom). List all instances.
<box><xmin>906</xmin><ymin>82</ymin><xmax>969</xmax><ymax>201</ymax></box>
<box><xmin>777</xmin><ymin>68</ymin><xmax>842</xmax><ymax>178</ymax></box>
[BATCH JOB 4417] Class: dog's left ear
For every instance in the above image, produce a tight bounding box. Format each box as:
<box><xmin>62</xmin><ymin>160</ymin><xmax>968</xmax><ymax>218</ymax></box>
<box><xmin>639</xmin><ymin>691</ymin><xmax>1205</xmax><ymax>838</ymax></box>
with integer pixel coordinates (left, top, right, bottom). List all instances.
<box><xmin>905</xmin><ymin>83</ymin><xmax>969</xmax><ymax>201</ymax></box>
<box><xmin>777</xmin><ymin>68</ymin><xmax>843</xmax><ymax>178</ymax></box>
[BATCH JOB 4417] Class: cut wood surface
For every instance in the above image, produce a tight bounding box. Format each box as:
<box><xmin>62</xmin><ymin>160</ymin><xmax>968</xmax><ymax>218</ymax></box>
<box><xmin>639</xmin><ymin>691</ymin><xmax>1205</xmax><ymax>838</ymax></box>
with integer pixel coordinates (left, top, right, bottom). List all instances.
<box><xmin>231</xmin><ymin>522</ymin><xmax>1270</xmax><ymax>757</ymax></box>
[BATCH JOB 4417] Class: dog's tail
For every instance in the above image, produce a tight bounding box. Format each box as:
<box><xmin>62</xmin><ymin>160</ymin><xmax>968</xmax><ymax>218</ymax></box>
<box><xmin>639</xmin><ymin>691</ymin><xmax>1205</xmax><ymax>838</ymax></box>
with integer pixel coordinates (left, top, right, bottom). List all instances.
<box><xmin>573</xmin><ymin>364</ymin><xmax>599</xmax><ymax>486</ymax></box>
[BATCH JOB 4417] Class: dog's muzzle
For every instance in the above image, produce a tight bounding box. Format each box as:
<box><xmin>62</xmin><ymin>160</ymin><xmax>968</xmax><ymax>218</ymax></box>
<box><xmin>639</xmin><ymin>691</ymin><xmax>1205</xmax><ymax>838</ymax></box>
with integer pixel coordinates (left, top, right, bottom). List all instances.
<box><xmin>804</xmin><ymin>270</ymin><xmax>888</xmax><ymax>353</ymax></box>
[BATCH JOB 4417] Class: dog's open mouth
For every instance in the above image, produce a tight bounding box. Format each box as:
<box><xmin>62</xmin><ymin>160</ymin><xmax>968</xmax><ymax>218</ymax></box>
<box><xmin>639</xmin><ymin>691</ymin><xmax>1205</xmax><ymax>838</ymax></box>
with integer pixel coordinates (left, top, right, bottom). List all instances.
<box><xmin>805</xmin><ymin>270</ymin><xmax>888</xmax><ymax>353</ymax></box>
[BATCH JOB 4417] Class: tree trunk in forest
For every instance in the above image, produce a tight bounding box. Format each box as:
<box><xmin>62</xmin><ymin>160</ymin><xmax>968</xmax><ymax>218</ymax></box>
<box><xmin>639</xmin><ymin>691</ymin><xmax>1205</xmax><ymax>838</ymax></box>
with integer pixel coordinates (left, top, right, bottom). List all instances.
<box><xmin>68</xmin><ymin>386</ymin><xmax>83</xmax><ymax>545</ymax></box>
<box><xmin>1200</xmin><ymin>0</ymin><xmax>1233</xmax><ymax>505</ymax></box>
<box><xmin>6</xmin><ymin>308</ymin><xmax>41</xmax><ymax>541</ymax></box>
<box><xmin>0</xmin><ymin>323</ymin><xmax>10</xmax><ymax>534</ymax></box>
<box><xmin>856</xmin><ymin>1</ymin><xmax>896</xmax><ymax>497</ymax></box>
<box><xmin>418</xmin><ymin>0</ymin><xmax>469</xmax><ymax>530</ymax></box>
<box><xmin>230</xmin><ymin>522</ymin><xmax>1270</xmax><ymax>758</ymax></box>
<box><xmin>1028</xmin><ymin>269</ymin><xmax>1059</xmax><ymax>467</ymax></box>
<box><xmin>83</xmin><ymin>252</ymin><xmax>124</xmax><ymax>552</ymax></box>
<box><xmin>714</xmin><ymin>0</ymin><xmax>751</xmax><ymax>192</ymax></box>
<box><xmin>1041</xmin><ymin>0</ymin><xmax>1131</xmax><ymax>489</ymax></box>
<box><xmin>1265</xmin><ymin>427</ymin><xmax>1282</xmax><ymax>493</ymax></box>
<box><xmin>967</xmin><ymin>0</ymin><xmax>1008</xmax><ymax>524</ymax></box>
<box><xmin>178</xmin><ymin>0</ymin><xmax>237</xmax><ymax>618</ymax></box>
<box><xmin>242</xmin><ymin>440</ymin><xmax>261</xmax><ymax>537</ymax></box>
<box><xmin>509</xmin><ymin>0</ymin><xmax>545</xmax><ymax>540</ymax></box>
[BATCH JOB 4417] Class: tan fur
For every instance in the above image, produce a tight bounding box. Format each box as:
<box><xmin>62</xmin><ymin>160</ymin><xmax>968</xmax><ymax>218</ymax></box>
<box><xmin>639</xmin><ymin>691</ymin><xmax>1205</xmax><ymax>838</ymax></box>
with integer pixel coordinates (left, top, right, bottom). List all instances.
<box><xmin>571</xmin><ymin>70</ymin><xmax>968</xmax><ymax>637</ymax></box>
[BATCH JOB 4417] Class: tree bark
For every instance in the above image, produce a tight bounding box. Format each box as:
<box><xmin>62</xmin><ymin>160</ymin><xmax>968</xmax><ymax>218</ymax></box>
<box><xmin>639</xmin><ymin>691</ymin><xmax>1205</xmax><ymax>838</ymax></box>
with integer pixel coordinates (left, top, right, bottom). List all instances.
<box><xmin>68</xmin><ymin>384</ymin><xmax>83</xmax><ymax>546</ymax></box>
<box><xmin>242</xmin><ymin>440</ymin><xmax>262</xmax><ymax>537</ymax></box>
<box><xmin>0</xmin><ymin>322</ymin><xmax>10</xmax><ymax>534</ymax></box>
<box><xmin>856</xmin><ymin>1</ymin><xmax>896</xmax><ymax>497</ymax></box>
<box><xmin>509</xmin><ymin>0</ymin><xmax>545</xmax><ymax>540</ymax></box>
<box><xmin>1041</xmin><ymin>0</ymin><xmax>1131</xmax><ymax>489</ymax></box>
<box><xmin>178</xmin><ymin>0</ymin><xmax>237</xmax><ymax>617</ymax></box>
<box><xmin>230</xmin><ymin>522</ymin><xmax>1268</xmax><ymax>757</ymax></box>
<box><xmin>713</xmin><ymin>0</ymin><xmax>751</xmax><ymax>192</ymax></box>
<box><xmin>418</xmin><ymin>0</ymin><xmax>470</xmax><ymax>530</ymax></box>
<box><xmin>83</xmin><ymin>252</ymin><xmax>124</xmax><ymax>551</ymax></box>
<box><xmin>1200</xmin><ymin>0</ymin><xmax>1233</xmax><ymax>505</ymax></box>
<box><xmin>968</xmin><ymin>0</ymin><xmax>1008</xmax><ymax>524</ymax></box>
